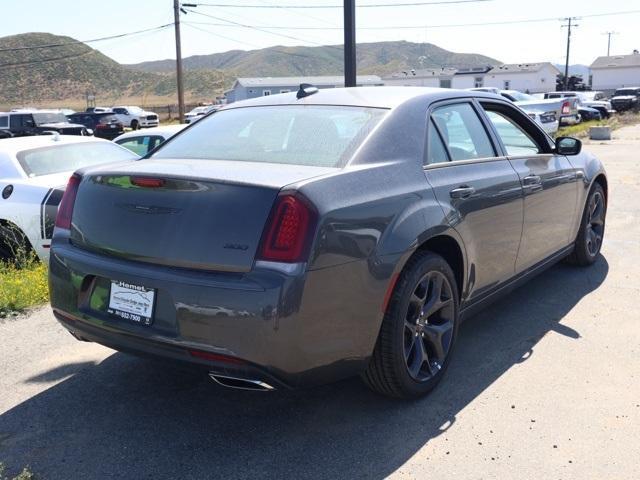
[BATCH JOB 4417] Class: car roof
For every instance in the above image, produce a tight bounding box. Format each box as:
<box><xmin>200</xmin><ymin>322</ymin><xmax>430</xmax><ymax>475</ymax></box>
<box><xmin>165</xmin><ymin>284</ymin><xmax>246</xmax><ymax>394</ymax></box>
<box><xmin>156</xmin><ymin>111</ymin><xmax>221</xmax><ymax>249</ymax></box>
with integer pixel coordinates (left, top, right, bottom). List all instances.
<box><xmin>0</xmin><ymin>135</ymin><xmax>107</xmax><ymax>156</ymax></box>
<box><xmin>114</xmin><ymin>124</ymin><xmax>186</xmax><ymax>142</ymax></box>
<box><xmin>222</xmin><ymin>86</ymin><xmax>502</xmax><ymax>110</ymax></box>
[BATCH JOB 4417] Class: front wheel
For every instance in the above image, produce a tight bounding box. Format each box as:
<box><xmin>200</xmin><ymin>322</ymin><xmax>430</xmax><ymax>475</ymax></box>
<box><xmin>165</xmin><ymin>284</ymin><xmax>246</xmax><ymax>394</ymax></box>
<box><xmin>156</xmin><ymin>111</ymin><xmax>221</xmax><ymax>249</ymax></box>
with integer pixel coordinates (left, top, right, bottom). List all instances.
<box><xmin>130</xmin><ymin>120</ymin><xmax>139</xmax><ymax>130</ymax></box>
<box><xmin>363</xmin><ymin>251</ymin><xmax>459</xmax><ymax>399</ymax></box>
<box><xmin>567</xmin><ymin>183</ymin><xmax>606</xmax><ymax>266</ymax></box>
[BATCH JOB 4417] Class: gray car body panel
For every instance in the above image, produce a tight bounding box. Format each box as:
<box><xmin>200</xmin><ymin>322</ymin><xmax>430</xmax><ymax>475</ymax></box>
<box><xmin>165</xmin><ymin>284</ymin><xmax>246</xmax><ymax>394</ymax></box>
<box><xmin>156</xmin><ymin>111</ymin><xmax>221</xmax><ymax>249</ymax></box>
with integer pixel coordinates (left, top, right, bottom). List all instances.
<box><xmin>49</xmin><ymin>87</ymin><xmax>607</xmax><ymax>388</ymax></box>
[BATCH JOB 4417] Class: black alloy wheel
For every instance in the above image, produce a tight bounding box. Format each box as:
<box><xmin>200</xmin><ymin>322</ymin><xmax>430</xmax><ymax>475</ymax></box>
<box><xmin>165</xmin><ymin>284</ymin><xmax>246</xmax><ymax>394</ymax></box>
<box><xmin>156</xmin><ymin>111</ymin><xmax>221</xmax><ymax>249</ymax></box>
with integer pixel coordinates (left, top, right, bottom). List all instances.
<box><xmin>403</xmin><ymin>271</ymin><xmax>455</xmax><ymax>381</ymax></box>
<box><xmin>363</xmin><ymin>251</ymin><xmax>460</xmax><ymax>398</ymax></box>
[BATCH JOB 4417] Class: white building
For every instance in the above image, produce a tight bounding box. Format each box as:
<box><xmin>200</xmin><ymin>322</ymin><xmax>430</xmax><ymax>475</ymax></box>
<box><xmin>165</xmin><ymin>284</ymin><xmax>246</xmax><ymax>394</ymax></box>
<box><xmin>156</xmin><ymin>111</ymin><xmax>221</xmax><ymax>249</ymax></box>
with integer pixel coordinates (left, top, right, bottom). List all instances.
<box><xmin>481</xmin><ymin>63</ymin><xmax>560</xmax><ymax>93</ymax></box>
<box><xmin>383</xmin><ymin>62</ymin><xmax>559</xmax><ymax>93</ymax></box>
<box><xmin>383</xmin><ymin>68</ymin><xmax>458</xmax><ymax>88</ymax></box>
<box><xmin>590</xmin><ymin>53</ymin><xmax>640</xmax><ymax>91</ymax></box>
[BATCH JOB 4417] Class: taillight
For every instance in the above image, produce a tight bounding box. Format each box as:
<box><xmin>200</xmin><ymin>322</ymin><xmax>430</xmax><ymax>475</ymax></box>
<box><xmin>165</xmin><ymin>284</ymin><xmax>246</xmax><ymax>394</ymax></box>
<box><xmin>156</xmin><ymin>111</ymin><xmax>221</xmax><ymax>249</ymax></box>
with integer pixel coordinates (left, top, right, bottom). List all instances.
<box><xmin>257</xmin><ymin>193</ymin><xmax>317</xmax><ymax>263</ymax></box>
<box><xmin>55</xmin><ymin>174</ymin><xmax>81</xmax><ymax>230</ymax></box>
<box><xmin>561</xmin><ymin>101</ymin><xmax>571</xmax><ymax>114</ymax></box>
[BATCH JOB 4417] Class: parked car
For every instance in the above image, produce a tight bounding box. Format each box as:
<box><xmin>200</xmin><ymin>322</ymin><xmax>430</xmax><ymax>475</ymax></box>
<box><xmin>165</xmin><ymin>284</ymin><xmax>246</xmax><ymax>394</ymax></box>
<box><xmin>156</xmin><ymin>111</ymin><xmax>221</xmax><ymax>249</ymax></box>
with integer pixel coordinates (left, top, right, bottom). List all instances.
<box><xmin>500</xmin><ymin>90</ymin><xmax>581</xmax><ymax>125</ymax></box>
<box><xmin>113</xmin><ymin>124</ymin><xmax>186</xmax><ymax>156</ymax></box>
<box><xmin>544</xmin><ymin>91</ymin><xmax>613</xmax><ymax>118</ymax></box>
<box><xmin>578</xmin><ymin>106</ymin><xmax>602</xmax><ymax>122</ymax></box>
<box><xmin>185</xmin><ymin>105</ymin><xmax>218</xmax><ymax>124</ymax></box>
<box><xmin>66</xmin><ymin>112</ymin><xmax>125</xmax><ymax>140</ymax></box>
<box><xmin>112</xmin><ymin>106</ymin><xmax>159</xmax><ymax>129</ymax></box>
<box><xmin>49</xmin><ymin>87</ymin><xmax>607</xmax><ymax>398</ymax></box>
<box><xmin>470</xmin><ymin>88</ymin><xmax>559</xmax><ymax>134</ymax></box>
<box><xmin>610</xmin><ymin>87</ymin><xmax>640</xmax><ymax>112</ymax></box>
<box><xmin>0</xmin><ymin>110</ymin><xmax>90</xmax><ymax>137</ymax></box>
<box><xmin>86</xmin><ymin>107</ymin><xmax>112</xmax><ymax>114</ymax></box>
<box><xmin>0</xmin><ymin>135</ymin><xmax>136</xmax><ymax>262</ymax></box>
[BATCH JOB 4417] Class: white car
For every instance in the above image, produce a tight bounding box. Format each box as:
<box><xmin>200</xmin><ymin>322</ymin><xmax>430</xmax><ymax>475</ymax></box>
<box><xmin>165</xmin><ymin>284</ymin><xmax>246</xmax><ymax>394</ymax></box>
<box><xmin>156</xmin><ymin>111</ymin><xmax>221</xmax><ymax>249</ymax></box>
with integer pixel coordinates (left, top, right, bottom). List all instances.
<box><xmin>112</xmin><ymin>106</ymin><xmax>159</xmax><ymax>129</ymax></box>
<box><xmin>0</xmin><ymin>135</ymin><xmax>136</xmax><ymax>261</ymax></box>
<box><xmin>113</xmin><ymin>124</ymin><xmax>186</xmax><ymax>156</ymax></box>
<box><xmin>184</xmin><ymin>105</ymin><xmax>218</xmax><ymax>124</ymax></box>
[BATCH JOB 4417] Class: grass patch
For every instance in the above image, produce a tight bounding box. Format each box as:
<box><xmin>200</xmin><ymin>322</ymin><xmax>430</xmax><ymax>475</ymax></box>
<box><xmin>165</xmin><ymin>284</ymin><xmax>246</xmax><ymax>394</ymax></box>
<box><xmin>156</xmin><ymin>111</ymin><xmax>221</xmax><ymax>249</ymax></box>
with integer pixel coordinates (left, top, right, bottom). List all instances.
<box><xmin>0</xmin><ymin>463</ymin><xmax>36</xmax><ymax>480</ymax></box>
<box><xmin>557</xmin><ymin>111</ymin><xmax>640</xmax><ymax>138</ymax></box>
<box><xmin>0</xmin><ymin>259</ymin><xmax>49</xmax><ymax>318</ymax></box>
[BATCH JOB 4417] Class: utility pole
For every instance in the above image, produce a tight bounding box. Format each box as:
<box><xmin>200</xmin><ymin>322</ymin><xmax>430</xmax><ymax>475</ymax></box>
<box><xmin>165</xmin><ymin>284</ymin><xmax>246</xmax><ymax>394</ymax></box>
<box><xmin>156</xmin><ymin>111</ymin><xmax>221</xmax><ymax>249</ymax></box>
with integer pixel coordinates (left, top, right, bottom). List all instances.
<box><xmin>344</xmin><ymin>0</ymin><xmax>356</xmax><ymax>87</ymax></box>
<box><xmin>602</xmin><ymin>31</ymin><xmax>618</xmax><ymax>56</ymax></box>
<box><xmin>561</xmin><ymin>17</ymin><xmax>579</xmax><ymax>91</ymax></box>
<box><xmin>173</xmin><ymin>0</ymin><xmax>186</xmax><ymax>122</ymax></box>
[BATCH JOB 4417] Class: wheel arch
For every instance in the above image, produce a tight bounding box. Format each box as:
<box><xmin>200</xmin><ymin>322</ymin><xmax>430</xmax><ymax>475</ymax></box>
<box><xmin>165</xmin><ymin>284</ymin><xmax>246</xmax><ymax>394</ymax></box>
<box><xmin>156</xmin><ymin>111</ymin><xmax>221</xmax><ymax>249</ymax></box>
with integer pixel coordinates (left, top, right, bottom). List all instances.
<box><xmin>0</xmin><ymin>218</ymin><xmax>35</xmax><ymax>259</ymax></box>
<box><xmin>593</xmin><ymin>173</ymin><xmax>608</xmax><ymax>202</ymax></box>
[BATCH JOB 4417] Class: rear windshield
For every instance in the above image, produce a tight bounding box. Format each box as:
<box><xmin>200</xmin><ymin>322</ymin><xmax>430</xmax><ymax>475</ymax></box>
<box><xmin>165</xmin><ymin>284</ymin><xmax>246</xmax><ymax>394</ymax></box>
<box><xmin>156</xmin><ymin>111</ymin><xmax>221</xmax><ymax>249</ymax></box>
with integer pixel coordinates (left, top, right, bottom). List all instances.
<box><xmin>615</xmin><ymin>89</ymin><xmax>639</xmax><ymax>96</ymax></box>
<box><xmin>17</xmin><ymin>142</ymin><xmax>136</xmax><ymax>177</ymax></box>
<box><xmin>33</xmin><ymin>112</ymin><xmax>68</xmax><ymax>125</ymax></box>
<box><xmin>152</xmin><ymin>105</ymin><xmax>387</xmax><ymax>167</ymax></box>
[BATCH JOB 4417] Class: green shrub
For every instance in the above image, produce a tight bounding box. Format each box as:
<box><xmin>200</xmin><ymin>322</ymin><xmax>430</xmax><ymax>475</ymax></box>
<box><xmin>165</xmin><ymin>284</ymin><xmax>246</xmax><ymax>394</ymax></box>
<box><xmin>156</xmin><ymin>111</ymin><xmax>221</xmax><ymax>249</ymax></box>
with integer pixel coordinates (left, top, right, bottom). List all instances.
<box><xmin>0</xmin><ymin>260</ymin><xmax>49</xmax><ymax>318</ymax></box>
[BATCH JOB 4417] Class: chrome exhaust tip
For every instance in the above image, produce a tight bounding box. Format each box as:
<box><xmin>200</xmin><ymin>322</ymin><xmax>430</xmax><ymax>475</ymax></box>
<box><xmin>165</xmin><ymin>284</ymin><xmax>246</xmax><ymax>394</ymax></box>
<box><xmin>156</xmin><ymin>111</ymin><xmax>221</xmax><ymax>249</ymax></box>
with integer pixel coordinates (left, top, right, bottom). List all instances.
<box><xmin>209</xmin><ymin>373</ymin><xmax>275</xmax><ymax>392</ymax></box>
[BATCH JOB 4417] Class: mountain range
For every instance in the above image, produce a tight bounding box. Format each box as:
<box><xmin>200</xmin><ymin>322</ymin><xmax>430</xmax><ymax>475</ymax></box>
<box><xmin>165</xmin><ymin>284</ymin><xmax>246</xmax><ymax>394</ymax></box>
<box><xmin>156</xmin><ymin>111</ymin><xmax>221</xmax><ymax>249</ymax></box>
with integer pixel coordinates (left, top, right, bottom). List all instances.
<box><xmin>0</xmin><ymin>32</ymin><xmax>500</xmax><ymax>107</ymax></box>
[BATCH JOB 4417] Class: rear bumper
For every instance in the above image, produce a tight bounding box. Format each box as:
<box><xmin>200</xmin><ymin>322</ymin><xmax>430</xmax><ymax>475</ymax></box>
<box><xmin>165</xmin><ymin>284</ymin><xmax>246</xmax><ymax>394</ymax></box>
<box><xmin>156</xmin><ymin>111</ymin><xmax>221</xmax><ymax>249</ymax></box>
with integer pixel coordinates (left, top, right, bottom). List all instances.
<box><xmin>49</xmin><ymin>241</ymin><xmax>378</xmax><ymax>388</ymax></box>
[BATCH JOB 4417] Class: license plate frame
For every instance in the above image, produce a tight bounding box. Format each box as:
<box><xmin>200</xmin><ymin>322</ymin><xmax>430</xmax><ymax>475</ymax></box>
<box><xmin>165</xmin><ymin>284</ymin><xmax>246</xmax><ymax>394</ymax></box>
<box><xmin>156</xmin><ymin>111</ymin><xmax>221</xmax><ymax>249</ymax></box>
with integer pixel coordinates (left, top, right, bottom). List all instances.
<box><xmin>107</xmin><ymin>280</ymin><xmax>156</xmax><ymax>326</ymax></box>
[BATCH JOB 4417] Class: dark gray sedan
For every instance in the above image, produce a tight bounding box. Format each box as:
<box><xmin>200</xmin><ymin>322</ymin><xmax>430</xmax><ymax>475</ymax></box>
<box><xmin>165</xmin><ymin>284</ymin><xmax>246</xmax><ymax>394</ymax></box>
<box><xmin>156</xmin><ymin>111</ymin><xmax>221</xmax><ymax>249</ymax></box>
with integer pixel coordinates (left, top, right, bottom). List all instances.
<box><xmin>49</xmin><ymin>87</ymin><xmax>607</xmax><ymax>398</ymax></box>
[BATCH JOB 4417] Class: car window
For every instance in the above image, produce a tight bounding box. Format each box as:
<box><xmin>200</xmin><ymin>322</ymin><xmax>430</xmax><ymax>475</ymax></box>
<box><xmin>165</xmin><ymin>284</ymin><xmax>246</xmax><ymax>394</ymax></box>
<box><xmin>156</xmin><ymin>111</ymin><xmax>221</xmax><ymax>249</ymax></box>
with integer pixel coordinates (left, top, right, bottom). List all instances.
<box><xmin>117</xmin><ymin>135</ymin><xmax>165</xmax><ymax>155</ymax></box>
<box><xmin>484</xmin><ymin>110</ymin><xmax>541</xmax><ymax>156</ymax></box>
<box><xmin>0</xmin><ymin>116</ymin><xmax>7</xmax><ymax>128</ymax></box>
<box><xmin>17</xmin><ymin>142</ymin><xmax>135</xmax><ymax>177</ymax></box>
<box><xmin>152</xmin><ymin>105</ymin><xmax>387</xmax><ymax>168</ymax></box>
<box><xmin>426</xmin><ymin>121</ymin><xmax>449</xmax><ymax>165</ymax></box>
<box><xmin>431</xmin><ymin>103</ymin><xmax>495</xmax><ymax>161</ymax></box>
<box><xmin>113</xmin><ymin>108</ymin><xmax>127</xmax><ymax>114</ymax></box>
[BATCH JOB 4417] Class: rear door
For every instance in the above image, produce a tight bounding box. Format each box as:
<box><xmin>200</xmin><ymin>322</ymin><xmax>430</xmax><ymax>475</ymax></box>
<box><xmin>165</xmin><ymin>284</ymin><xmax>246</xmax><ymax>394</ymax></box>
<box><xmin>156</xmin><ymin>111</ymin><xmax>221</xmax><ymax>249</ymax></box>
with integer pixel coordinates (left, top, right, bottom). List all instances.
<box><xmin>424</xmin><ymin>100</ymin><xmax>524</xmax><ymax>302</ymax></box>
<box><xmin>478</xmin><ymin>100</ymin><xmax>579</xmax><ymax>272</ymax></box>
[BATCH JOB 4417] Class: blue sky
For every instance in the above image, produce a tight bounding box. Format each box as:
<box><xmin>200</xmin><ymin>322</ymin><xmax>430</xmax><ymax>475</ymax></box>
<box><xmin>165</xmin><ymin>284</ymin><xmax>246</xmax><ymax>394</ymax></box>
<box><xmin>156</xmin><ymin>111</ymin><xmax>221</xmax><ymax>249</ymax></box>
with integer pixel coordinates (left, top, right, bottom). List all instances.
<box><xmin>1</xmin><ymin>0</ymin><xmax>639</xmax><ymax>66</ymax></box>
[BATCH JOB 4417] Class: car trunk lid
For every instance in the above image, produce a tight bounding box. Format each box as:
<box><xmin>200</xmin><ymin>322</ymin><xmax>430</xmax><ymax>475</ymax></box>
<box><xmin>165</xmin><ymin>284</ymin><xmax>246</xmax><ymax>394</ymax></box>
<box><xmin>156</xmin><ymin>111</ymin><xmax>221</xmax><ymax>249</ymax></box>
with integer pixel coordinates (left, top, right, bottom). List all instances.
<box><xmin>69</xmin><ymin>159</ymin><xmax>336</xmax><ymax>272</ymax></box>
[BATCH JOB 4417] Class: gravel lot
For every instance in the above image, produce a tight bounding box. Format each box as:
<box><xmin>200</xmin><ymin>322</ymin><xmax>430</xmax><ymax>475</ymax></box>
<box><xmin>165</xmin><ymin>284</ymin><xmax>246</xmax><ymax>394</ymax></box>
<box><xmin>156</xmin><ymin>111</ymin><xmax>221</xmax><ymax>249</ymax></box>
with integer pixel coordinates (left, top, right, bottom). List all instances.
<box><xmin>1</xmin><ymin>125</ymin><xmax>639</xmax><ymax>479</ymax></box>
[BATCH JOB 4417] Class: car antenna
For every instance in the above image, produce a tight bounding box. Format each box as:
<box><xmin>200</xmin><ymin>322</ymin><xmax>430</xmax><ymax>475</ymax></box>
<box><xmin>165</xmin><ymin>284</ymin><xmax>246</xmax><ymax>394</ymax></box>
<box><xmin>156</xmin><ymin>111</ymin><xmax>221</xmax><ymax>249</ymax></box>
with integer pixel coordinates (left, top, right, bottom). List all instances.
<box><xmin>297</xmin><ymin>83</ymin><xmax>319</xmax><ymax>99</ymax></box>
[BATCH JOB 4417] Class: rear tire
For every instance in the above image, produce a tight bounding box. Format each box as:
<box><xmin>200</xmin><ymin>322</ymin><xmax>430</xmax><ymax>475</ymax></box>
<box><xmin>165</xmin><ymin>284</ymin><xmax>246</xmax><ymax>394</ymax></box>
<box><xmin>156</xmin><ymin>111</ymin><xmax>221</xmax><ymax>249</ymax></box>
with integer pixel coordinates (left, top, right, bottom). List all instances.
<box><xmin>567</xmin><ymin>183</ymin><xmax>606</xmax><ymax>266</ymax></box>
<box><xmin>363</xmin><ymin>251</ymin><xmax>459</xmax><ymax>399</ymax></box>
<box><xmin>0</xmin><ymin>223</ymin><xmax>35</xmax><ymax>266</ymax></box>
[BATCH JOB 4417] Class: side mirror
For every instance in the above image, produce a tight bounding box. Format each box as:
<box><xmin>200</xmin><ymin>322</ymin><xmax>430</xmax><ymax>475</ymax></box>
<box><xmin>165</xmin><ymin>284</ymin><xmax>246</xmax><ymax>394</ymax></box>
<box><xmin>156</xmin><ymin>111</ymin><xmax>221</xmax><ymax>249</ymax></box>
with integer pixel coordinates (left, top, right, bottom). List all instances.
<box><xmin>556</xmin><ymin>136</ymin><xmax>582</xmax><ymax>156</ymax></box>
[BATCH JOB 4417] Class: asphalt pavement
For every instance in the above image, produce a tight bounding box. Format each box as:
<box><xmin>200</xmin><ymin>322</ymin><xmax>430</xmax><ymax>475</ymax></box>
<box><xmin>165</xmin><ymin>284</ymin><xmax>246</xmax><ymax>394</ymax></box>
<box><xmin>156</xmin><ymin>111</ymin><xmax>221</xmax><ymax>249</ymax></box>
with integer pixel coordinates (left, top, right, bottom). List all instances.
<box><xmin>0</xmin><ymin>125</ymin><xmax>639</xmax><ymax>479</ymax></box>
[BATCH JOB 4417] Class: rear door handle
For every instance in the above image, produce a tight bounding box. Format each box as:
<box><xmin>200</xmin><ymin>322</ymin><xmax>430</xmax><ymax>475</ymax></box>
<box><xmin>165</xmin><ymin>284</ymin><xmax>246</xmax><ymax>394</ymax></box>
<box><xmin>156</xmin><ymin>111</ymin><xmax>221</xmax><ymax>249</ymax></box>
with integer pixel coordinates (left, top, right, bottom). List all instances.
<box><xmin>523</xmin><ymin>174</ymin><xmax>542</xmax><ymax>186</ymax></box>
<box><xmin>449</xmin><ymin>186</ymin><xmax>476</xmax><ymax>199</ymax></box>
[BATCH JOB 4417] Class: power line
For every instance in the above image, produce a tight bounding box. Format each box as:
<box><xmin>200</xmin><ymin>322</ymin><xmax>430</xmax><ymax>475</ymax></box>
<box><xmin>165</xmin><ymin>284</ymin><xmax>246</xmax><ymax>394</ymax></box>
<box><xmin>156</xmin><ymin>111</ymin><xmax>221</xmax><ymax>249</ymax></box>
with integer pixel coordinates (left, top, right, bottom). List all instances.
<box><xmin>183</xmin><ymin>8</ymin><xmax>640</xmax><ymax>31</ymax></box>
<box><xmin>190</xmin><ymin>0</ymin><xmax>492</xmax><ymax>8</ymax></box>
<box><xmin>184</xmin><ymin>8</ymin><xmax>343</xmax><ymax>50</ymax></box>
<box><xmin>184</xmin><ymin>22</ymin><xmax>321</xmax><ymax>59</ymax></box>
<box><xmin>0</xmin><ymin>23</ymin><xmax>174</xmax><ymax>53</ymax></box>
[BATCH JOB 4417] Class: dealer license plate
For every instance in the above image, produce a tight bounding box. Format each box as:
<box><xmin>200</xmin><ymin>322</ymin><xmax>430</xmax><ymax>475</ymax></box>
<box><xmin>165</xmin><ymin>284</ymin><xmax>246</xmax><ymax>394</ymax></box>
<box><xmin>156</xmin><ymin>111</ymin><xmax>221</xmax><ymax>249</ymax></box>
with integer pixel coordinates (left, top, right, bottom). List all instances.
<box><xmin>107</xmin><ymin>280</ymin><xmax>156</xmax><ymax>325</ymax></box>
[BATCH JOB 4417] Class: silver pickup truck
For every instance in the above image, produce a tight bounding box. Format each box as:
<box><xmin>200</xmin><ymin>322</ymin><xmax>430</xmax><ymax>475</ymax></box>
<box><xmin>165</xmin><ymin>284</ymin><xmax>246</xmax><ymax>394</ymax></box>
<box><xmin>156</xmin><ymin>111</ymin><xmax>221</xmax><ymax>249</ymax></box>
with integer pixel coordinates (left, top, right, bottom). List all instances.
<box><xmin>500</xmin><ymin>90</ymin><xmax>580</xmax><ymax>125</ymax></box>
<box><xmin>544</xmin><ymin>91</ymin><xmax>614</xmax><ymax>118</ymax></box>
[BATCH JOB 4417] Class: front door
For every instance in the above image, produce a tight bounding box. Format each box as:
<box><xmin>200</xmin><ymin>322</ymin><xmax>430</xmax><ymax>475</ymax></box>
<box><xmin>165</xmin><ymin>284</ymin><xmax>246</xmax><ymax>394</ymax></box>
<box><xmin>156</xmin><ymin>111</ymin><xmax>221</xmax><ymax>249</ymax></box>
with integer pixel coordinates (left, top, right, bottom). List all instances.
<box><xmin>479</xmin><ymin>102</ymin><xmax>579</xmax><ymax>272</ymax></box>
<box><xmin>424</xmin><ymin>101</ymin><xmax>524</xmax><ymax>303</ymax></box>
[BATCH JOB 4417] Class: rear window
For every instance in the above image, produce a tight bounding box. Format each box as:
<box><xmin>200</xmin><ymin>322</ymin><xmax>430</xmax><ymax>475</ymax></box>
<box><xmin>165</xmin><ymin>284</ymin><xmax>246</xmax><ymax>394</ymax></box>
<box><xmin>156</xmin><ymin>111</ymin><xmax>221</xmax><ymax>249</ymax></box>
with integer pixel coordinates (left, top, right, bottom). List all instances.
<box><xmin>32</xmin><ymin>112</ymin><xmax>67</xmax><ymax>125</ymax></box>
<box><xmin>17</xmin><ymin>142</ymin><xmax>135</xmax><ymax>177</ymax></box>
<box><xmin>615</xmin><ymin>89</ymin><xmax>639</xmax><ymax>96</ymax></box>
<box><xmin>98</xmin><ymin>115</ymin><xmax>119</xmax><ymax>124</ymax></box>
<box><xmin>152</xmin><ymin>105</ymin><xmax>387</xmax><ymax>167</ymax></box>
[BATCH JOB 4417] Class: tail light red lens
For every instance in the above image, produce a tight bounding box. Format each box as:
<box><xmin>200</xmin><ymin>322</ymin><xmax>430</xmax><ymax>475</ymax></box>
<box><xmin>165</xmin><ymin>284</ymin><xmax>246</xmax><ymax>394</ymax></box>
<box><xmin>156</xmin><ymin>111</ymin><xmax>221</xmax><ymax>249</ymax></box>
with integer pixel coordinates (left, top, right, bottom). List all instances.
<box><xmin>55</xmin><ymin>174</ymin><xmax>81</xmax><ymax>230</ymax></box>
<box><xmin>257</xmin><ymin>193</ymin><xmax>317</xmax><ymax>263</ymax></box>
<box><xmin>561</xmin><ymin>101</ymin><xmax>571</xmax><ymax>115</ymax></box>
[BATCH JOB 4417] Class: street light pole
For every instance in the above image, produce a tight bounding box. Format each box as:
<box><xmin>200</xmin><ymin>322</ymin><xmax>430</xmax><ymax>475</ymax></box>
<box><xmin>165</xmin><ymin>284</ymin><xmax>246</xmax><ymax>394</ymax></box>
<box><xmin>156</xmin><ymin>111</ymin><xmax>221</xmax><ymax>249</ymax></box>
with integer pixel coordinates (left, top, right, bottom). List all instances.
<box><xmin>173</xmin><ymin>0</ymin><xmax>185</xmax><ymax>122</ymax></box>
<box><xmin>344</xmin><ymin>0</ymin><xmax>356</xmax><ymax>87</ymax></box>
